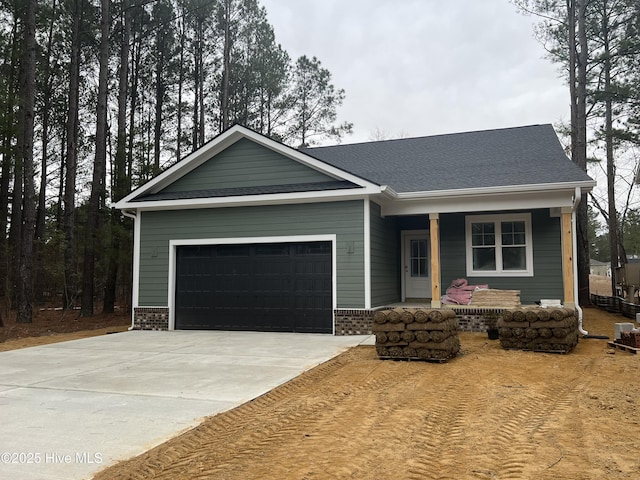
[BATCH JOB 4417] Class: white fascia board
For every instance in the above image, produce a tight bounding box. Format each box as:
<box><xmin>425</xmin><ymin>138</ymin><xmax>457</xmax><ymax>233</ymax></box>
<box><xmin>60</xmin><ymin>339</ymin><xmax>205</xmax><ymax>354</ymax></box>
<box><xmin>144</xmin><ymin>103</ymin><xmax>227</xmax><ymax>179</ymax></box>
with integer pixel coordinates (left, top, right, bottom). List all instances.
<box><xmin>116</xmin><ymin>125</ymin><xmax>380</xmax><ymax>209</ymax></box>
<box><xmin>124</xmin><ymin>187</ymin><xmax>381</xmax><ymax>211</ymax></box>
<box><xmin>391</xmin><ymin>180</ymin><xmax>596</xmax><ymax>200</ymax></box>
<box><xmin>379</xmin><ymin>187</ymin><xmax>582</xmax><ymax>216</ymax></box>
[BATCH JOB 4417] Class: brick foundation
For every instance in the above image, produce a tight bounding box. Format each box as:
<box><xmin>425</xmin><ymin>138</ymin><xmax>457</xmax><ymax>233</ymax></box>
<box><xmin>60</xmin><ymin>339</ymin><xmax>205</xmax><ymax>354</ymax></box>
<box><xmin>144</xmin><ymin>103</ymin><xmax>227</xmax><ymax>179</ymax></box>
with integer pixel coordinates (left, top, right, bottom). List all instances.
<box><xmin>133</xmin><ymin>307</ymin><xmax>169</xmax><ymax>330</ymax></box>
<box><xmin>334</xmin><ymin>309</ymin><xmax>374</xmax><ymax>335</ymax></box>
<box><xmin>445</xmin><ymin>306</ymin><xmax>506</xmax><ymax>332</ymax></box>
<box><xmin>130</xmin><ymin>305</ymin><xmax>504</xmax><ymax>335</ymax></box>
<box><xmin>369</xmin><ymin>305</ymin><xmax>507</xmax><ymax>334</ymax></box>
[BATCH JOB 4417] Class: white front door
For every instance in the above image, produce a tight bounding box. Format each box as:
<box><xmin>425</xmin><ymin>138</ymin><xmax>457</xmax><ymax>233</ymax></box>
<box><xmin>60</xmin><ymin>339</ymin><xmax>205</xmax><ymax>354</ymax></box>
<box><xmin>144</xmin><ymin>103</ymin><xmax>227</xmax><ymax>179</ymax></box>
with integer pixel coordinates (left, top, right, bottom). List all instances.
<box><xmin>403</xmin><ymin>231</ymin><xmax>431</xmax><ymax>300</ymax></box>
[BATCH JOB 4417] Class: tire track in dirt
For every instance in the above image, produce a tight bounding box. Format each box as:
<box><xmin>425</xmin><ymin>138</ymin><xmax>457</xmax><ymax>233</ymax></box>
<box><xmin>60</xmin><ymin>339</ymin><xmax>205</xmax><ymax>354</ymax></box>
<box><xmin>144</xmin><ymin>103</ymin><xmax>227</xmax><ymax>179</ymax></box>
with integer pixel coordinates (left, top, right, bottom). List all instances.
<box><xmin>402</xmin><ymin>373</ymin><xmax>476</xmax><ymax>480</ymax></box>
<box><xmin>521</xmin><ymin>357</ymin><xmax>594</xmax><ymax>479</ymax></box>
<box><xmin>97</xmin><ymin>347</ymin><xmax>430</xmax><ymax>480</ymax></box>
<box><xmin>495</xmin><ymin>357</ymin><xmax>597</xmax><ymax>479</ymax></box>
<box><xmin>225</xmin><ymin>357</ymin><xmax>431</xmax><ymax>479</ymax></box>
<box><xmin>306</xmin><ymin>362</ymin><xmax>445</xmax><ymax>479</ymax></box>
<box><xmin>467</xmin><ymin>370</ymin><xmax>588</xmax><ymax>479</ymax></box>
<box><xmin>93</xmin><ymin>348</ymin><xmax>361</xmax><ymax>480</ymax></box>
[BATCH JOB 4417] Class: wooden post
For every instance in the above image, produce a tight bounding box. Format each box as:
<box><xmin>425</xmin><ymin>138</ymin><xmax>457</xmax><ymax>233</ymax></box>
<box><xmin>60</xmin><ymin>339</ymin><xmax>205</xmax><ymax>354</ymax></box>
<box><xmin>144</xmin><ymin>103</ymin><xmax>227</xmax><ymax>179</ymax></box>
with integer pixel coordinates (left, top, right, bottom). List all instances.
<box><xmin>430</xmin><ymin>213</ymin><xmax>441</xmax><ymax>308</ymax></box>
<box><xmin>561</xmin><ymin>208</ymin><xmax>575</xmax><ymax>308</ymax></box>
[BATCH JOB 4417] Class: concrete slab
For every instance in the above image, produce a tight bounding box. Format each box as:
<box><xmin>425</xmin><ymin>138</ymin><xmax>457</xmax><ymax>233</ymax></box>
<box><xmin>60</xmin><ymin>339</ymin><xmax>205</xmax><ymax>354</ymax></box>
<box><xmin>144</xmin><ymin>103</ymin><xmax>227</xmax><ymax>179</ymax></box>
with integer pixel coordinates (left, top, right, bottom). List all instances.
<box><xmin>0</xmin><ymin>330</ymin><xmax>372</xmax><ymax>480</ymax></box>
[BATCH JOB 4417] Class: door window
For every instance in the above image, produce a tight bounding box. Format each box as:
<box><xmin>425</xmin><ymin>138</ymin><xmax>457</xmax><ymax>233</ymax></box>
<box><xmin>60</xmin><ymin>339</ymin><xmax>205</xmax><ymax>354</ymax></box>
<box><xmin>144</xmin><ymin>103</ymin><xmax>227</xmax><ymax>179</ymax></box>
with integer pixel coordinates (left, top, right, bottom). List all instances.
<box><xmin>410</xmin><ymin>239</ymin><xmax>429</xmax><ymax>277</ymax></box>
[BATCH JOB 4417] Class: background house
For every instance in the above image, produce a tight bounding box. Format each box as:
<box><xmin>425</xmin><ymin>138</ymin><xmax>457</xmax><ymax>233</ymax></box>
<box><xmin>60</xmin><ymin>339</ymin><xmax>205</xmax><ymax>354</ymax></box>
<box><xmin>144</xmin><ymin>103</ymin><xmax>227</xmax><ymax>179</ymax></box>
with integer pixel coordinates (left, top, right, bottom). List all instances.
<box><xmin>589</xmin><ymin>259</ymin><xmax>611</xmax><ymax>277</ymax></box>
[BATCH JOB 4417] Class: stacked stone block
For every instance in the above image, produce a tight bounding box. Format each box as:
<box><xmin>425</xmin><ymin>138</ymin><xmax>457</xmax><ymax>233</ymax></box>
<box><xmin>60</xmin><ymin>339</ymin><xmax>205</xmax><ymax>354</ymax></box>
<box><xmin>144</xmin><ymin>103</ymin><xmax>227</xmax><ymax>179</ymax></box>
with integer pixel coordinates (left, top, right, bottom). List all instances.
<box><xmin>373</xmin><ymin>308</ymin><xmax>460</xmax><ymax>361</ymax></box>
<box><xmin>497</xmin><ymin>307</ymin><xmax>579</xmax><ymax>353</ymax></box>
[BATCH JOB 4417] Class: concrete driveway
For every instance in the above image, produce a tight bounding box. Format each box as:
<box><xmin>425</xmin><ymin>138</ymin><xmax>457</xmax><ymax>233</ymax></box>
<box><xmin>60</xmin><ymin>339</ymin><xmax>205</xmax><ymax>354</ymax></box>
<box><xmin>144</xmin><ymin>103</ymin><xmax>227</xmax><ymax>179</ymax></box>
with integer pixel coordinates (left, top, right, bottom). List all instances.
<box><xmin>0</xmin><ymin>330</ymin><xmax>373</xmax><ymax>480</ymax></box>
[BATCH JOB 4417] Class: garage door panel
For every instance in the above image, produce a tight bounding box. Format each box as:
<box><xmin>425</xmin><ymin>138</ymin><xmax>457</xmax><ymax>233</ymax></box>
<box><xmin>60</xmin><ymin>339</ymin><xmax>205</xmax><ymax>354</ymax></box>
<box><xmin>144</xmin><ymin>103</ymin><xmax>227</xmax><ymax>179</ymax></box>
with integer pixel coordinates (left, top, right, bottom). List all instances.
<box><xmin>175</xmin><ymin>242</ymin><xmax>332</xmax><ymax>333</ymax></box>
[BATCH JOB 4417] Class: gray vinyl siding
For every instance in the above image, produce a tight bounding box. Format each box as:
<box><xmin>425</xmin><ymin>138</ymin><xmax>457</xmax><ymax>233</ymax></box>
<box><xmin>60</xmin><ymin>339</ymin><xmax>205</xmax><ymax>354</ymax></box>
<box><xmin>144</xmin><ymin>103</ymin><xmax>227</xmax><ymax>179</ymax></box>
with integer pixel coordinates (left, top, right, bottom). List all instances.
<box><xmin>162</xmin><ymin>138</ymin><xmax>333</xmax><ymax>193</ymax></box>
<box><xmin>369</xmin><ymin>201</ymin><xmax>400</xmax><ymax>306</ymax></box>
<box><xmin>439</xmin><ymin>209</ymin><xmax>563</xmax><ymax>304</ymax></box>
<box><xmin>138</xmin><ymin>201</ymin><xmax>365</xmax><ymax>308</ymax></box>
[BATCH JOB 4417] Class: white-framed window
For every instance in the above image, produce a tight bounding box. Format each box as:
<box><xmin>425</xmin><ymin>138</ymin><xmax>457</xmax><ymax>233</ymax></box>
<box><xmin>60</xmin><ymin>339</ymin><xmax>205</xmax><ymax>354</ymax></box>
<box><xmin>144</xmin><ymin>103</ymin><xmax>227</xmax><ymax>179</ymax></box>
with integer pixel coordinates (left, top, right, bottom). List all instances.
<box><xmin>465</xmin><ymin>213</ymin><xmax>534</xmax><ymax>277</ymax></box>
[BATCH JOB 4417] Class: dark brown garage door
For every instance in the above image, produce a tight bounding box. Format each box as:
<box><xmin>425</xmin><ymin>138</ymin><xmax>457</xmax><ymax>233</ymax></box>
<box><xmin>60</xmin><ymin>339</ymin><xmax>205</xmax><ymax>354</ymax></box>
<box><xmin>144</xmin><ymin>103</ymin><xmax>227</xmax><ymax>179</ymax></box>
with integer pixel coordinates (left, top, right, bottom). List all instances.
<box><xmin>175</xmin><ymin>242</ymin><xmax>332</xmax><ymax>333</ymax></box>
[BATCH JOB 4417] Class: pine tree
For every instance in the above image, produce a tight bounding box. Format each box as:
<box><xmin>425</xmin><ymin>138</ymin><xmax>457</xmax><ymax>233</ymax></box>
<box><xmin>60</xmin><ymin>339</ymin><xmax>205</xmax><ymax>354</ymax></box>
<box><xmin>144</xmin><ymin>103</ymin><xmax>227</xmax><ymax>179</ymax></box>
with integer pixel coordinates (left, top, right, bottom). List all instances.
<box><xmin>284</xmin><ymin>55</ymin><xmax>352</xmax><ymax>147</ymax></box>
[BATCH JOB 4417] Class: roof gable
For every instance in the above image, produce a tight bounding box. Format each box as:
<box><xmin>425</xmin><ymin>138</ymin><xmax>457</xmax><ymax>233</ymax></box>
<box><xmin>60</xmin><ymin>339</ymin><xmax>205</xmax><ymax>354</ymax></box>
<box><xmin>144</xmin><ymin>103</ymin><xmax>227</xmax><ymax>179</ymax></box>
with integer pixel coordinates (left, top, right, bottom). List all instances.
<box><xmin>116</xmin><ymin>125</ymin><xmax>381</xmax><ymax>209</ymax></box>
<box><xmin>160</xmin><ymin>138</ymin><xmax>336</xmax><ymax>194</ymax></box>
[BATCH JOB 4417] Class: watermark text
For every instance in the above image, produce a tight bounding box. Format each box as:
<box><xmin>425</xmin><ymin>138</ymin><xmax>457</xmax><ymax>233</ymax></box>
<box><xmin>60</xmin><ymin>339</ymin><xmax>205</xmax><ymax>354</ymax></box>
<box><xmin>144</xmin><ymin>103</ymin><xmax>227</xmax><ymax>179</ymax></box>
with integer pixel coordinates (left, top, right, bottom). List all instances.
<box><xmin>0</xmin><ymin>451</ymin><xmax>103</xmax><ymax>465</ymax></box>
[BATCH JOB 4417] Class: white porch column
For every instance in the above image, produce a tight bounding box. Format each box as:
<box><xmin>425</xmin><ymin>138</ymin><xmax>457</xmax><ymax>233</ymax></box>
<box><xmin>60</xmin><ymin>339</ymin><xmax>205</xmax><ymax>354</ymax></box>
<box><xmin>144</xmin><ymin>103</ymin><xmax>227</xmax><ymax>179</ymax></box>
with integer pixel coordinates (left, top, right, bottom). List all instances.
<box><xmin>430</xmin><ymin>213</ymin><xmax>442</xmax><ymax>308</ymax></box>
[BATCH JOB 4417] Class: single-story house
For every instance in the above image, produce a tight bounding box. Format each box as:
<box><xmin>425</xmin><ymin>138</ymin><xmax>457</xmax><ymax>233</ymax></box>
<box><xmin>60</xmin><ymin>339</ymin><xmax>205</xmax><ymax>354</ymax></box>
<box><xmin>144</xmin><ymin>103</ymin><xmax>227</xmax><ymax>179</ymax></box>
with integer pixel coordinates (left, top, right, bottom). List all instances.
<box><xmin>116</xmin><ymin>124</ymin><xmax>596</xmax><ymax>334</ymax></box>
<box><xmin>589</xmin><ymin>259</ymin><xmax>610</xmax><ymax>277</ymax></box>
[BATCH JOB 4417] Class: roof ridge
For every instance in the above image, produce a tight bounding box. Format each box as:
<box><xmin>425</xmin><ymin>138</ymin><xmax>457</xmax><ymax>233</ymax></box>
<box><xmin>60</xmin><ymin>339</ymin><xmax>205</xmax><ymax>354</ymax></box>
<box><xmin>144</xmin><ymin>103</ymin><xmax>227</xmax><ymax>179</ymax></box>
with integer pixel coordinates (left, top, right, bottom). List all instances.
<box><xmin>306</xmin><ymin>124</ymin><xmax>551</xmax><ymax>150</ymax></box>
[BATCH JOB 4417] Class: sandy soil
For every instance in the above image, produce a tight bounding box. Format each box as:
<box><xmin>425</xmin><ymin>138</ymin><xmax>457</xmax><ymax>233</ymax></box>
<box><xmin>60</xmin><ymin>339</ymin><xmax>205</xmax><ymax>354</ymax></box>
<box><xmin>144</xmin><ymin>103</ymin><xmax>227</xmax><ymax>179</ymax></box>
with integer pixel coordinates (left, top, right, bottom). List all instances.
<box><xmin>88</xmin><ymin>306</ymin><xmax>640</xmax><ymax>480</ymax></box>
<box><xmin>0</xmin><ymin>307</ymin><xmax>130</xmax><ymax>352</ymax></box>
<box><xmin>2</xmin><ymin>277</ymin><xmax>636</xmax><ymax>480</ymax></box>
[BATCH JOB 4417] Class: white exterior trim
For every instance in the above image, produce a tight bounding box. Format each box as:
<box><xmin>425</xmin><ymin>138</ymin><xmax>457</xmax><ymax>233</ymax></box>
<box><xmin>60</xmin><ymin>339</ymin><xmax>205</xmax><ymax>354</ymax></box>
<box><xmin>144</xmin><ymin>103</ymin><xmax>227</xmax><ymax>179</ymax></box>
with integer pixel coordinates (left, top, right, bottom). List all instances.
<box><xmin>464</xmin><ymin>213</ymin><xmax>534</xmax><ymax>277</ymax></box>
<box><xmin>387</xmin><ymin>180</ymin><xmax>595</xmax><ymax>200</ymax></box>
<box><xmin>167</xmin><ymin>234</ymin><xmax>337</xmax><ymax>332</ymax></box>
<box><xmin>364</xmin><ymin>199</ymin><xmax>371</xmax><ymax>309</ymax></box>
<box><xmin>379</xmin><ymin>188</ymin><xmax>582</xmax><ymax>217</ymax></box>
<box><xmin>121</xmin><ymin>189</ymin><xmax>380</xmax><ymax>211</ymax></box>
<box><xmin>122</xmin><ymin>210</ymin><xmax>140</xmax><ymax>329</ymax></box>
<box><xmin>401</xmin><ymin>229</ymin><xmax>430</xmax><ymax>301</ymax></box>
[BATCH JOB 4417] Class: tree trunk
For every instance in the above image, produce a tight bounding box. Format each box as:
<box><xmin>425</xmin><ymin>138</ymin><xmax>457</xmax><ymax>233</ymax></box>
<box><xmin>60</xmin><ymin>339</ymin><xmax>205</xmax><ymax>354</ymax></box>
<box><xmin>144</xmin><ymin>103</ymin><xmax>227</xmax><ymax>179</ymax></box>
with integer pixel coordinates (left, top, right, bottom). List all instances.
<box><xmin>154</xmin><ymin>48</ymin><xmax>164</xmax><ymax>174</ymax></box>
<box><xmin>127</xmin><ymin>29</ymin><xmax>140</xmax><ymax>184</ymax></box>
<box><xmin>16</xmin><ymin>0</ymin><xmax>38</xmax><ymax>324</ymax></box>
<box><xmin>8</xmin><ymin>132</ymin><xmax>23</xmax><ymax>311</ymax></box>
<box><xmin>64</xmin><ymin>0</ymin><xmax>82</xmax><ymax>309</ymax></box>
<box><xmin>198</xmin><ymin>20</ymin><xmax>205</xmax><ymax>145</ymax></box>
<box><xmin>567</xmin><ymin>0</ymin><xmax>577</xmax><ymax>162</ymax></box>
<box><xmin>177</xmin><ymin>18</ymin><xmax>185</xmax><ymax>160</ymax></box>
<box><xmin>0</xmin><ymin>134</ymin><xmax>10</xmax><ymax>320</ymax></box>
<box><xmin>55</xmin><ymin>127</ymin><xmax>65</xmax><ymax>227</ymax></box>
<box><xmin>192</xmin><ymin>22</ymin><xmax>200</xmax><ymax>149</ymax></box>
<box><xmin>33</xmin><ymin>0</ymin><xmax>58</xmax><ymax>304</ymax></box>
<box><xmin>221</xmin><ymin>0</ymin><xmax>231</xmax><ymax>131</ymax></box>
<box><xmin>81</xmin><ymin>0</ymin><xmax>110</xmax><ymax>317</ymax></box>
<box><xmin>104</xmin><ymin>0</ymin><xmax>131</xmax><ymax>314</ymax></box>
<box><xmin>601</xmin><ymin>0</ymin><xmax>620</xmax><ymax>298</ymax></box>
<box><xmin>574</xmin><ymin>0</ymin><xmax>591</xmax><ymax>305</ymax></box>
<box><xmin>36</xmin><ymin>0</ymin><xmax>57</xmax><ymax>245</ymax></box>
<box><xmin>0</xmin><ymin>18</ymin><xmax>19</xmax><ymax>318</ymax></box>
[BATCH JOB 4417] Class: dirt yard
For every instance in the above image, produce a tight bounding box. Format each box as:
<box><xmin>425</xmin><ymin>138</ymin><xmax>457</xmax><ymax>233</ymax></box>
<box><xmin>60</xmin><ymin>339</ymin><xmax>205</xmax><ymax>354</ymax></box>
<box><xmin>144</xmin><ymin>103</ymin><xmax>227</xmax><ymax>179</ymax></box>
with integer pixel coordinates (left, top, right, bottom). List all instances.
<box><xmin>0</xmin><ymin>307</ymin><xmax>130</xmax><ymax>352</ymax></box>
<box><xmin>89</xmin><ymin>307</ymin><xmax>637</xmax><ymax>480</ymax></box>
<box><xmin>2</xmin><ymin>277</ymin><xmax>638</xmax><ymax>480</ymax></box>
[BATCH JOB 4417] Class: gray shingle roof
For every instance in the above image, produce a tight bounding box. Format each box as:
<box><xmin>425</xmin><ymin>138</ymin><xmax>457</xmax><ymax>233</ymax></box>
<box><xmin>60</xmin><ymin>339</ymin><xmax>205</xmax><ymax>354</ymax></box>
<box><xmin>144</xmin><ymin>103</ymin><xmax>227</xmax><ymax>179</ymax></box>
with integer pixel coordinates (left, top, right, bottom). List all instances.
<box><xmin>303</xmin><ymin>124</ymin><xmax>593</xmax><ymax>193</ymax></box>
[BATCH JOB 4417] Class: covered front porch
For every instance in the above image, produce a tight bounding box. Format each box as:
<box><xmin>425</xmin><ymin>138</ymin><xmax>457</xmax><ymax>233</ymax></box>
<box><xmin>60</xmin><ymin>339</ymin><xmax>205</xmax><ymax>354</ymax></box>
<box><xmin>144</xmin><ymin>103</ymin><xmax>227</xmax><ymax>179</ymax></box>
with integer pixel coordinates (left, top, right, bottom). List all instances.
<box><xmin>337</xmin><ymin>188</ymin><xmax>583</xmax><ymax>336</ymax></box>
<box><xmin>375</xmin><ymin>207</ymin><xmax>577</xmax><ymax>311</ymax></box>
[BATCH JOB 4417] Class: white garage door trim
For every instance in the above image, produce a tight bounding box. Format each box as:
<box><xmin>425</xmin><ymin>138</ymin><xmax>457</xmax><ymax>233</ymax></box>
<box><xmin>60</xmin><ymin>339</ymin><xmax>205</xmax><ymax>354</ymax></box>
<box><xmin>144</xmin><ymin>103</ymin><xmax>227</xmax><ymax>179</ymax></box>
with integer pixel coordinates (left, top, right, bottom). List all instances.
<box><xmin>168</xmin><ymin>234</ymin><xmax>337</xmax><ymax>332</ymax></box>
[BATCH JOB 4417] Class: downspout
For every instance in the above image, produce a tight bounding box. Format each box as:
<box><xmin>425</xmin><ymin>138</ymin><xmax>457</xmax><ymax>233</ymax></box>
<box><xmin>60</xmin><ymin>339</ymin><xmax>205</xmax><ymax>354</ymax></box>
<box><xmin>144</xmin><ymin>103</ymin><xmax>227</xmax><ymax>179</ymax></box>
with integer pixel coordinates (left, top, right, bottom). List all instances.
<box><xmin>572</xmin><ymin>187</ymin><xmax>588</xmax><ymax>336</ymax></box>
<box><xmin>121</xmin><ymin>209</ymin><xmax>138</xmax><ymax>331</ymax></box>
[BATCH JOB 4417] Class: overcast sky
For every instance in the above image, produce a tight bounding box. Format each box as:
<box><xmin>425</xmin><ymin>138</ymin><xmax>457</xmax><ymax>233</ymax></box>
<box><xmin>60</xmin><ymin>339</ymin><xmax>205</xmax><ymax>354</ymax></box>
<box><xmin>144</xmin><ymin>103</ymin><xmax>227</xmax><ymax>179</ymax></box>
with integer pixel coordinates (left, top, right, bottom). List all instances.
<box><xmin>260</xmin><ymin>0</ymin><xmax>569</xmax><ymax>145</ymax></box>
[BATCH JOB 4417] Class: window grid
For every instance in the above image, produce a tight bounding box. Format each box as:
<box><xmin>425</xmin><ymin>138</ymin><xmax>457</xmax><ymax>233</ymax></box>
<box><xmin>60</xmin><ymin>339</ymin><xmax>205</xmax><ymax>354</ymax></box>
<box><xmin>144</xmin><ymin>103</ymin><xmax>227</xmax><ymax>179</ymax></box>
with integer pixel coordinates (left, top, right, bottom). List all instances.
<box><xmin>410</xmin><ymin>239</ymin><xmax>429</xmax><ymax>278</ymax></box>
<box><xmin>466</xmin><ymin>214</ymin><xmax>533</xmax><ymax>277</ymax></box>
